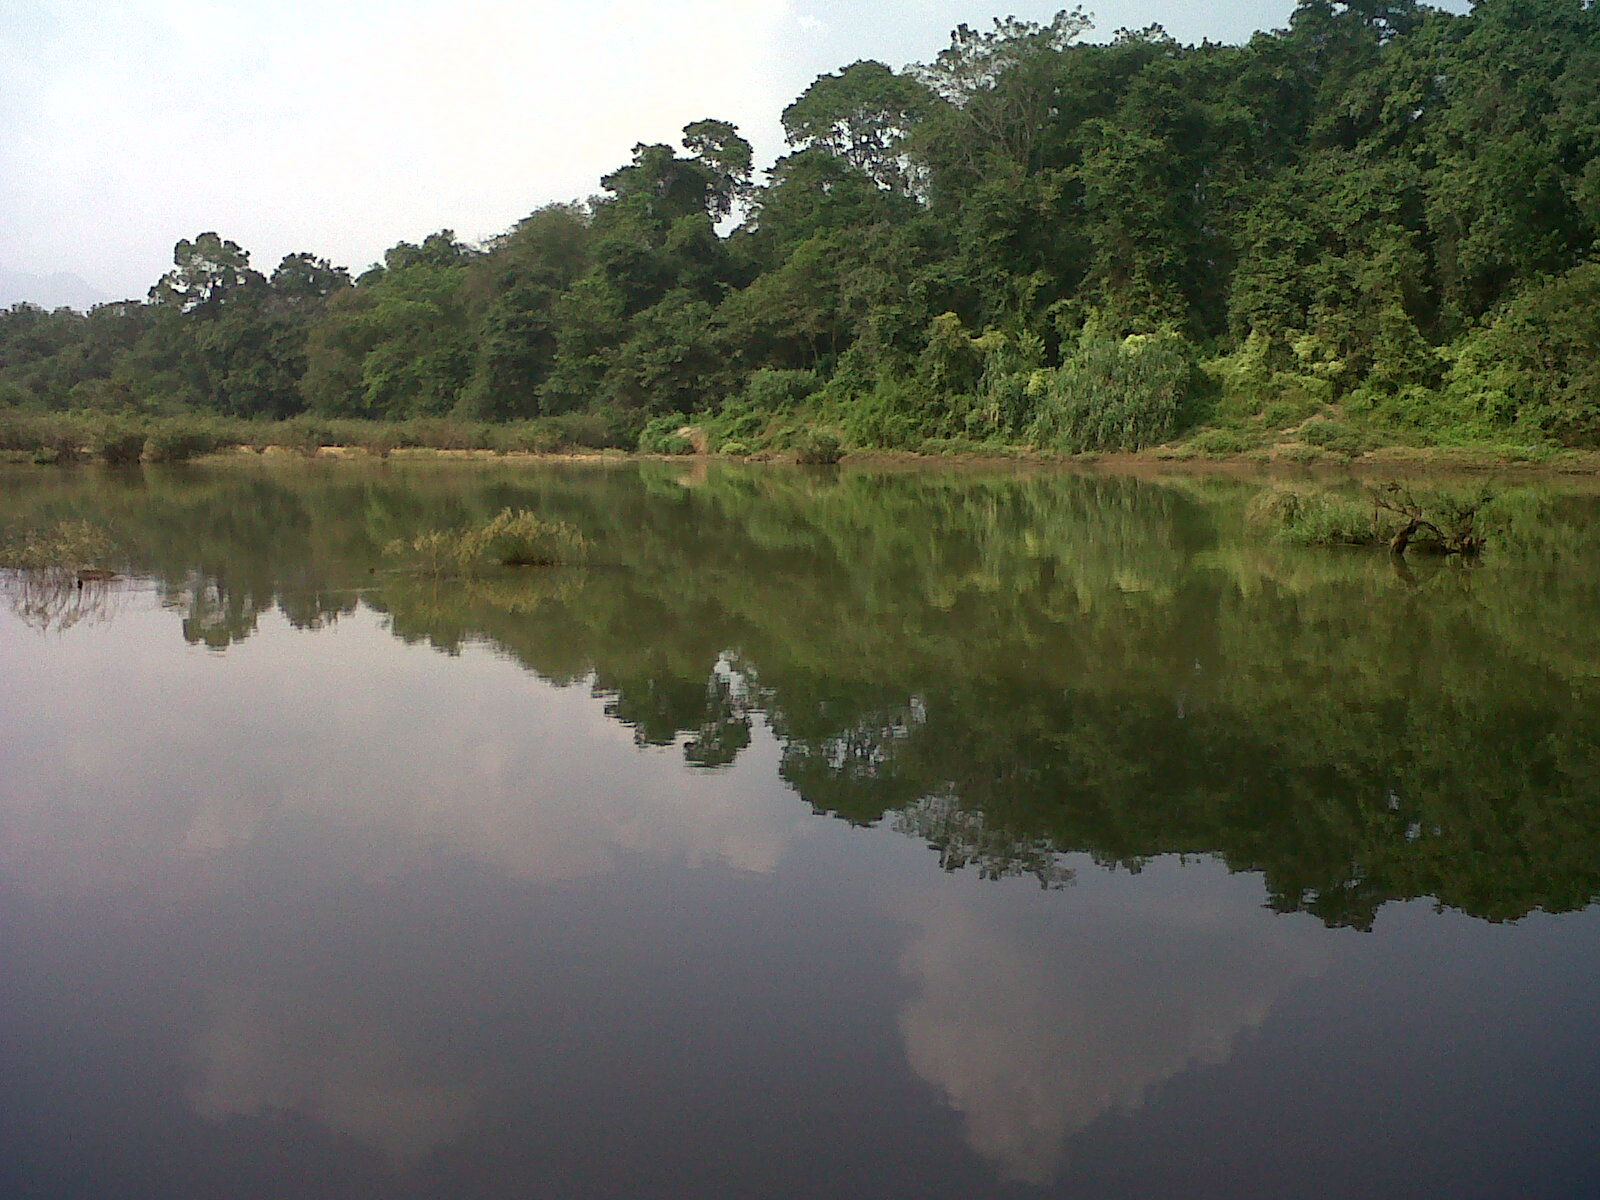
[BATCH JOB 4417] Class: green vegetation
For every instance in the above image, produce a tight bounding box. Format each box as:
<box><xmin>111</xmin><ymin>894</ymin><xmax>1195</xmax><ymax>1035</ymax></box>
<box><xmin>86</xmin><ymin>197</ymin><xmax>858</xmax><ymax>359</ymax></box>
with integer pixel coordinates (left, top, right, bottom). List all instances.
<box><xmin>385</xmin><ymin>507</ymin><xmax>587</xmax><ymax>574</ymax></box>
<box><xmin>0</xmin><ymin>518</ymin><xmax>114</xmax><ymax>573</ymax></box>
<box><xmin>1246</xmin><ymin>482</ymin><xmax>1494</xmax><ymax>553</ymax></box>
<box><xmin>3</xmin><ymin>1</ymin><xmax>1599</xmax><ymax>461</ymax></box>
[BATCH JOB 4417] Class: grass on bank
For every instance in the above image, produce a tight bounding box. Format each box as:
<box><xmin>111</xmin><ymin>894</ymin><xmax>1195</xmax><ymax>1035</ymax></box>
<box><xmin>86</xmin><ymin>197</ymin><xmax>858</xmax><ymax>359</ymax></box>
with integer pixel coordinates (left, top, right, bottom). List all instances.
<box><xmin>0</xmin><ymin>410</ymin><xmax>628</xmax><ymax>467</ymax></box>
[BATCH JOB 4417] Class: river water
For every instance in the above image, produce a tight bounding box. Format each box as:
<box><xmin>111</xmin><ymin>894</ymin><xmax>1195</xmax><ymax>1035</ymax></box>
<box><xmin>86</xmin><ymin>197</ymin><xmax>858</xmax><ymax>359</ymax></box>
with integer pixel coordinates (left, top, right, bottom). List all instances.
<box><xmin>3</xmin><ymin>460</ymin><xmax>1598</xmax><ymax>1198</ymax></box>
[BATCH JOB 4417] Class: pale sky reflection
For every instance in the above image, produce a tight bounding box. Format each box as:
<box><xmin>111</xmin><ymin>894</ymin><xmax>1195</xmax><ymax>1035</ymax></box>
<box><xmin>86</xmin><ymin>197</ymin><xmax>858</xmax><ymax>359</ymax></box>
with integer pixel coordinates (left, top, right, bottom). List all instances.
<box><xmin>894</xmin><ymin>862</ymin><xmax>1328</xmax><ymax>1184</ymax></box>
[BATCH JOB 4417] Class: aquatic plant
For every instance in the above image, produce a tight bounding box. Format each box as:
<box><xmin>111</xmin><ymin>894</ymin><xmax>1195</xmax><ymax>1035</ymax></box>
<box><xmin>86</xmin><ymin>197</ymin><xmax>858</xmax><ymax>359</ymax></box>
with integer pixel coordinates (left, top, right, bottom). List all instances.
<box><xmin>1247</xmin><ymin>484</ymin><xmax>1494</xmax><ymax>555</ymax></box>
<box><xmin>385</xmin><ymin>508</ymin><xmax>588</xmax><ymax>574</ymax></box>
<box><xmin>0</xmin><ymin>518</ymin><xmax>115</xmax><ymax>573</ymax></box>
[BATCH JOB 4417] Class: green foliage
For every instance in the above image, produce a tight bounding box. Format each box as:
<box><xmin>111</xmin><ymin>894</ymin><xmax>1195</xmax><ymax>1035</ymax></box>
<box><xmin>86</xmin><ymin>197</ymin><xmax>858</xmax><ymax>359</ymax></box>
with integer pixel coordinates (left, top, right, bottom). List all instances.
<box><xmin>1027</xmin><ymin>329</ymin><xmax>1196</xmax><ymax>452</ymax></box>
<box><xmin>737</xmin><ymin>369</ymin><xmax>819</xmax><ymax>411</ymax></box>
<box><xmin>87</xmin><ymin>418</ymin><xmax>148</xmax><ymax>466</ymax></box>
<box><xmin>475</xmin><ymin>508</ymin><xmax>589</xmax><ymax>566</ymax></box>
<box><xmin>1443</xmin><ymin>263</ymin><xmax>1600</xmax><ymax>446</ymax></box>
<box><xmin>638</xmin><ymin>413</ymin><xmax>696</xmax><ymax>454</ymax></box>
<box><xmin>143</xmin><ymin>417</ymin><xmax>229</xmax><ymax>463</ymax></box>
<box><xmin>0</xmin><ymin>519</ymin><xmax>114</xmax><ymax>572</ymax></box>
<box><xmin>384</xmin><ymin>508</ymin><xmax>587</xmax><ymax>574</ymax></box>
<box><xmin>1247</xmin><ymin>483</ymin><xmax>1502</xmax><ymax>553</ymax></box>
<box><xmin>277</xmin><ymin>415</ymin><xmax>331</xmax><ymax>456</ymax></box>
<box><xmin>1296</xmin><ymin>418</ymin><xmax>1369</xmax><ymax>456</ymax></box>
<box><xmin>792</xmin><ymin>429</ymin><xmax>844</xmax><ymax>464</ymax></box>
<box><xmin>1186</xmin><ymin>427</ymin><xmax>1256</xmax><ymax>455</ymax></box>
<box><xmin>3</xmin><ymin>3</ymin><xmax>1598</xmax><ymax>456</ymax></box>
<box><xmin>1247</xmin><ymin>488</ymin><xmax>1384</xmax><ymax>546</ymax></box>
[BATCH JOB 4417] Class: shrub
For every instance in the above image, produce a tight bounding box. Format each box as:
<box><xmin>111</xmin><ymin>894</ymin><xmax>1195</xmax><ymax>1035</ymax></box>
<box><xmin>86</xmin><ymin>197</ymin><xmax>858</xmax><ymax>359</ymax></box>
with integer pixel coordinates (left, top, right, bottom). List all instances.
<box><xmin>793</xmin><ymin>430</ymin><xmax>844</xmax><ymax>465</ymax></box>
<box><xmin>638</xmin><ymin>413</ymin><xmax>695</xmax><ymax>454</ymax></box>
<box><xmin>1246</xmin><ymin>488</ymin><xmax>1381</xmax><ymax>546</ymax></box>
<box><xmin>144</xmin><ymin>418</ymin><xmax>227</xmax><ymax>463</ymax></box>
<box><xmin>0</xmin><ymin>519</ymin><xmax>114</xmax><ymax>572</ymax></box>
<box><xmin>1246</xmin><ymin>484</ymin><xmax>1495</xmax><ymax>554</ymax></box>
<box><xmin>277</xmin><ymin>416</ymin><xmax>331</xmax><ymax>456</ymax></box>
<box><xmin>474</xmin><ymin>509</ymin><xmax>588</xmax><ymax>566</ymax></box>
<box><xmin>1297</xmin><ymin>418</ymin><xmax>1368</xmax><ymax>455</ymax></box>
<box><xmin>718</xmin><ymin>440</ymin><xmax>750</xmax><ymax>457</ymax></box>
<box><xmin>492</xmin><ymin>422</ymin><xmax>562</xmax><ymax>454</ymax></box>
<box><xmin>1445</xmin><ymin>263</ymin><xmax>1600</xmax><ymax>444</ymax></box>
<box><xmin>1028</xmin><ymin>330</ymin><xmax>1197</xmax><ymax>453</ymax></box>
<box><xmin>838</xmin><ymin>376</ymin><xmax>933</xmax><ymax>449</ymax></box>
<box><xmin>384</xmin><ymin>508</ymin><xmax>587</xmax><ymax>574</ymax></box>
<box><xmin>547</xmin><ymin>411</ymin><xmax>624</xmax><ymax>449</ymax></box>
<box><xmin>11</xmin><ymin>414</ymin><xmax>84</xmax><ymax>465</ymax></box>
<box><xmin>738</xmin><ymin>369</ymin><xmax>819</xmax><ymax>411</ymax></box>
<box><xmin>401</xmin><ymin>417</ymin><xmax>480</xmax><ymax>450</ymax></box>
<box><xmin>88</xmin><ymin>418</ymin><xmax>147</xmax><ymax>466</ymax></box>
<box><xmin>1188</xmin><ymin>427</ymin><xmax>1254</xmax><ymax>455</ymax></box>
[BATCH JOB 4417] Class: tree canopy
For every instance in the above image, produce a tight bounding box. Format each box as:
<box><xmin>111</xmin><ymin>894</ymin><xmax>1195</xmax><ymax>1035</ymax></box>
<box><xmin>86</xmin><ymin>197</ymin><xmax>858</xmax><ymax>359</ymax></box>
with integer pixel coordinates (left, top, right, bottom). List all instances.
<box><xmin>3</xmin><ymin>1</ymin><xmax>1598</xmax><ymax>452</ymax></box>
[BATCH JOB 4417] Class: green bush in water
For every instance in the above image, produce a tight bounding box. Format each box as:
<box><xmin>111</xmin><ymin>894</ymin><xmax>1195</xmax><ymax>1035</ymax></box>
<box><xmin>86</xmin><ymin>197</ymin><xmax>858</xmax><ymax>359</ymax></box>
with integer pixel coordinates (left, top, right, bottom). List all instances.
<box><xmin>0</xmin><ymin>519</ymin><xmax>114</xmax><ymax>572</ymax></box>
<box><xmin>385</xmin><ymin>508</ymin><xmax>588</xmax><ymax>574</ymax></box>
<box><xmin>1247</xmin><ymin>489</ymin><xmax>1382</xmax><ymax>546</ymax></box>
<box><xmin>474</xmin><ymin>508</ymin><xmax>588</xmax><ymax>566</ymax></box>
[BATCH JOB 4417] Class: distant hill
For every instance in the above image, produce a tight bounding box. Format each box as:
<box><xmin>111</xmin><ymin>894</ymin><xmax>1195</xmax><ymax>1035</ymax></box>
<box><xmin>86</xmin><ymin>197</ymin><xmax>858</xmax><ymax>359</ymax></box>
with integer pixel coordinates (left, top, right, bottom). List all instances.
<box><xmin>0</xmin><ymin>268</ymin><xmax>110</xmax><ymax>312</ymax></box>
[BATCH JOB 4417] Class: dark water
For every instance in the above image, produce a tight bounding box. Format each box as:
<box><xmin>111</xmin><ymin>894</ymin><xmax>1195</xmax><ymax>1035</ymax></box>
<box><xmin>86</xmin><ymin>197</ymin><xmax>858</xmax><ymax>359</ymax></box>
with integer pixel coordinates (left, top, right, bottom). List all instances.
<box><xmin>3</xmin><ymin>461</ymin><xmax>1600</xmax><ymax>1198</ymax></box>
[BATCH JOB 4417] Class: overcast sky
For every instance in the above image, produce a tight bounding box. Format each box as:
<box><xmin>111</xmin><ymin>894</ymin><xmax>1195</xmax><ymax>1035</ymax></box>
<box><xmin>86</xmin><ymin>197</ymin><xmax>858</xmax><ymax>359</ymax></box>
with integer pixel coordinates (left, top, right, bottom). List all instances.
<box><xmin>0</xmin><ymin>1</ymin><xmax>1409</xmax><ymax>303</ymax></box>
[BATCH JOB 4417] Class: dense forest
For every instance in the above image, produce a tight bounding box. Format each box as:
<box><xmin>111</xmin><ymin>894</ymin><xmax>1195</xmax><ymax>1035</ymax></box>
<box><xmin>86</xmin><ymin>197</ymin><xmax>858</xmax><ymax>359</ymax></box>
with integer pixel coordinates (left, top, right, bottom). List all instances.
<box><xmin>3</xmin><ymin>0</ymin><xmax>1598</xmax><ymax>457</ymax></box>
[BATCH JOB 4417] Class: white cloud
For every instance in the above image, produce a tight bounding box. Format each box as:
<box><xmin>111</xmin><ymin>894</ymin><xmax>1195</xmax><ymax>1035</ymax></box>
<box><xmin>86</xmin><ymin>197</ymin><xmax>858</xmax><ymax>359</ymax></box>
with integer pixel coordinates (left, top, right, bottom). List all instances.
<box><xmin>1</xmin><ymin>0</ymin><xmax>795</xmax><ymax>297</ymax></box>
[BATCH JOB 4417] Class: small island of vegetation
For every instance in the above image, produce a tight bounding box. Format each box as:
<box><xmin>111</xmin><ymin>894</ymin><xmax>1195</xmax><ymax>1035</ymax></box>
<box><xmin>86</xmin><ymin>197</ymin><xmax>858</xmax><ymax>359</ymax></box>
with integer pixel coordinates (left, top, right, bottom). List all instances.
<box><xmin>2</xmin><ymin>0</ymin><xmax>1597</xmax><ymax>466</ymax></box>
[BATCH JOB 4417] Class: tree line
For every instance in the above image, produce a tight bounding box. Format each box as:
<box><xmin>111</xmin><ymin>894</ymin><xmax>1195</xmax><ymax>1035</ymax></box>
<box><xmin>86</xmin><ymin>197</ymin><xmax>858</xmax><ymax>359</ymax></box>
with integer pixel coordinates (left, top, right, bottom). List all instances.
<box><xmin>3</xmin><ymin>0</ymin><xmax>1598</xmax><ymax>454</ymax></box>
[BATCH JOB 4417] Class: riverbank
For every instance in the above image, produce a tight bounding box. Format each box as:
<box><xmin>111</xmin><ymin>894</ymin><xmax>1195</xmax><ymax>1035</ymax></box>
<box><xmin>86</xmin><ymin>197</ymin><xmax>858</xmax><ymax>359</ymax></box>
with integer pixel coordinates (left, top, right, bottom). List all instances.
<box><xmin>5</xmin><ymin>407</ymin><xmax>1600</xmax><ymax>476</ymax></box>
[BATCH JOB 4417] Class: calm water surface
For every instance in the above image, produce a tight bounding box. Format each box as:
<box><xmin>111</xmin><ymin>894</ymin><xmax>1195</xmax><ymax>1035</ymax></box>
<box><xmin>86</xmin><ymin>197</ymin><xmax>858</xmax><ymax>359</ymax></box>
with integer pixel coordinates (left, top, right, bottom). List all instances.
<box><xmin>3</xmin><ymin>461</ymin><xmax>1599</xmax><ymax>1198</ymax></box>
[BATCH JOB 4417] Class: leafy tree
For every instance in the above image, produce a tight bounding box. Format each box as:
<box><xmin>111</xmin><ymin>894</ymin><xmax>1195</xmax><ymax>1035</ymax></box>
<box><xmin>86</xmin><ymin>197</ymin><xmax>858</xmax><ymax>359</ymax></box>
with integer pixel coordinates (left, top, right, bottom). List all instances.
<box><xmin>149</xmin><ymin>232</ymin><xmax>263</xmax><ymax>315</ymax></box>
<box><xmin>780</xmin><ymin>61</ymin><xmax>935</xmax><ymax>193</ymax></box>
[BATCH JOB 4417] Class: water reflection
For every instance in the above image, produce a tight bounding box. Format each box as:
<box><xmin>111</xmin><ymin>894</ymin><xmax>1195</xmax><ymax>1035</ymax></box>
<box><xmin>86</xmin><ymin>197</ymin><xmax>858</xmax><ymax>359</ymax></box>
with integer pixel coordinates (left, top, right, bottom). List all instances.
<box><xmin>1</xmin><ymin>569</ymin><xmax>134</xmax><ymax>634</ymax></box>
<box><xmin>895</xmin><ymin>864</ymin><xmax>1326</xmax><ymax>1183</ymax></box>
<box><xmin>4</xmin><ymin>462</ymin><xmax>1600</xmax><ymax>1197</ymax></box>
<box><xmin>189</xmin><ymin>985</ymin><xmax>478</xmax><ymax>1165</ymax></box>
<box><xmin>0</xmin><ymin>609</ymin><xmax>810</xmax><ymax>900</ymax></box>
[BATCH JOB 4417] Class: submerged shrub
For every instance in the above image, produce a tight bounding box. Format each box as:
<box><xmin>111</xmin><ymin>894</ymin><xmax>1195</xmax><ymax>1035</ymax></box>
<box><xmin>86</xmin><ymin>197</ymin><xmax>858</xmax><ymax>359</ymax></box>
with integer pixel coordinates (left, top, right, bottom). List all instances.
<box><xmin>1247</xmin><ymin>489</ymin><xmax>1381</xmax><ymax>546</ymax></box>
<box><xmin>385</xmin><ymin>508</ymin><xmax>587</xmax><ymax>574</ymax></box>
<box><xmin>0</xmin><ymin>519</ymin><xmax>114</xmax><ymax>572</ymax></box>
<box><xmin>1247</xmin><ymin>484</ymin><xmax>1496</xmax><ymax>554</ymax></box>
<box><xmin>474</xmin><ymin>508</ymin><xmax>588</xmax><ymax>566</ymax></box>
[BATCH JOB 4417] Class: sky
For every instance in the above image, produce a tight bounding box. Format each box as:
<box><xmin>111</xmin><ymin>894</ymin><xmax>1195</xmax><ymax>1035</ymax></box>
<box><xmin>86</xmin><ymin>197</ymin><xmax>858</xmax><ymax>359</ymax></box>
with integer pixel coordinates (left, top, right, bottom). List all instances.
<box><xmin>1</xmin><ymin>0</ymin><xmax>1373</xmax><ymax>304</ymax></box>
